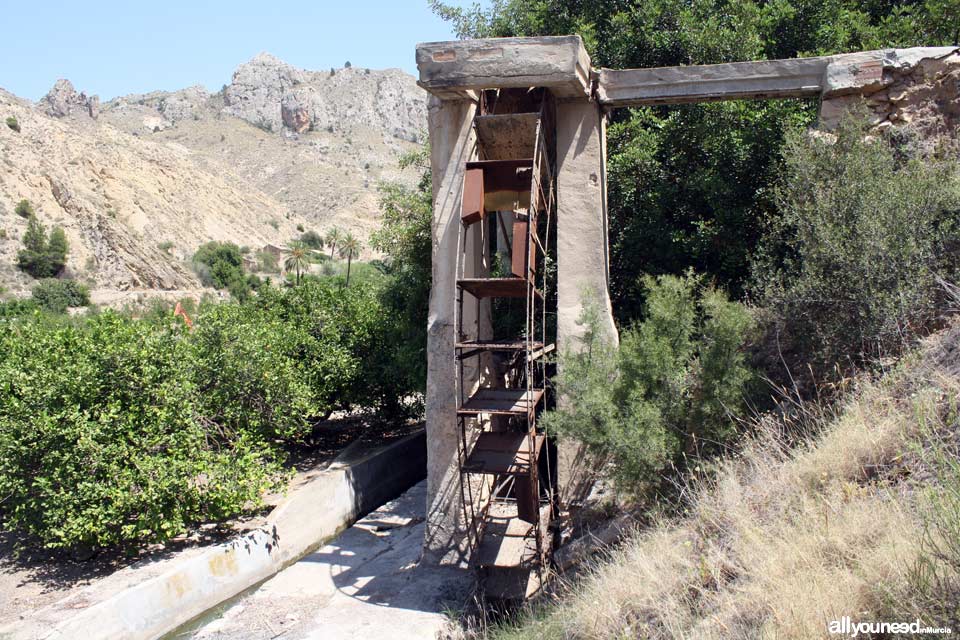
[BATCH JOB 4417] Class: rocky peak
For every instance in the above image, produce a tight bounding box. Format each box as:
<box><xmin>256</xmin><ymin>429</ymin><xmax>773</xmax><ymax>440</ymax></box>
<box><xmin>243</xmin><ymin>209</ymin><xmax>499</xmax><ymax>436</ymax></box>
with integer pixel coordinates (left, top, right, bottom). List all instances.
<box><xmin>222</xmin><ymin>52</ymin><xmax>306</xmax><ymax>132</ymax></box>
<box><xmin>41</xmin><ymin>79</ymin><xmax>99</xmax><ymax>119</ymax></box>
<box><xmin>221</xmin><ymin>53</ymin><xmax>426</xmax><ymax>141</ymax></box>
<box><xmin>102</xmin><ymin>85</ymin><xmax>212</xmax><ymax>134</ymax></box>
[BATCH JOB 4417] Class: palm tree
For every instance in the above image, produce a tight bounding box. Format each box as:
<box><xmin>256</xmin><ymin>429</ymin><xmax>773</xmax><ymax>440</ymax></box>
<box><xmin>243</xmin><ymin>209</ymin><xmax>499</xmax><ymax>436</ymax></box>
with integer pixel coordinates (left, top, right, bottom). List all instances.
<box><xmin>325</xmin><ymin>227</ymin><xmax>343</xmax><ymax>259</ymax></box>
<box><xmin>339</xmin><ymin>233</ymin><xmax>362</xmax><ymax>287</ymax></box>
<box><xmin>284</xmin><ymin>243</ymin><xmax>310</xmax><ymax>285</ymax></box>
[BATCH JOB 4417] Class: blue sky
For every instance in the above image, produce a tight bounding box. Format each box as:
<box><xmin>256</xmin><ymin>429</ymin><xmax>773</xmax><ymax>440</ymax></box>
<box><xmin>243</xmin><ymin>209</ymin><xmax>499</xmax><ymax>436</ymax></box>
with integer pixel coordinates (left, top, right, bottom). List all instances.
<box><xmin>0</xmin><ymin>1</ymin><xmax>463</xmax><ymax>101</ymax></box>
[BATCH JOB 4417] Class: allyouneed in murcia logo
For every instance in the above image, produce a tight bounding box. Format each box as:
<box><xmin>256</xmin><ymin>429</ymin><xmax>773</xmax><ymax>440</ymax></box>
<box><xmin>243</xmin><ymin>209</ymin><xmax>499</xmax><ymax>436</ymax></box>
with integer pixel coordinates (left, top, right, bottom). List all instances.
<box><xmin>829</xmin><ymin>617</ymin><xmax>952</xmax><ymax>637</ymax></box>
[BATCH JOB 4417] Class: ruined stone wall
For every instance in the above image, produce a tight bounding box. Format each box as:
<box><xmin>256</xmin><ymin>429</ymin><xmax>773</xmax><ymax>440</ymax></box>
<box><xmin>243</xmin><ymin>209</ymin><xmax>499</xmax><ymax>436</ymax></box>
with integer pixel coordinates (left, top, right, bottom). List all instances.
<box><xmin>819</xmin><ymin>48</ymin><xmax>960</xmax><ymax>142</ymax></box>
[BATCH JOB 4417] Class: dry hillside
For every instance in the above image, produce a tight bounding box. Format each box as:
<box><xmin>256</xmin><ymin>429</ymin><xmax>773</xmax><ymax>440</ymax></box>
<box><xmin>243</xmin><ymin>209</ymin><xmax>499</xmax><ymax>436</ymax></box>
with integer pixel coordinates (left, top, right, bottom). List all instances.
<box><xmin>0</xmin><ymin>88</ymin><xmax>305</xmax><ymax>303</ymax></box>
<box><xmin>491</xmin><ymin>322</ymin><xmax>960</xmax><ymax>639</ymax></box>
<box><xmin>100</xmin><ymin>54</ymin><xmax>426</xmax><ymax>249</ymax></box>
<box><xmin>0</xmin><ymin>54</ymin><xmax>427</xmax><ymax>304</ymax></box>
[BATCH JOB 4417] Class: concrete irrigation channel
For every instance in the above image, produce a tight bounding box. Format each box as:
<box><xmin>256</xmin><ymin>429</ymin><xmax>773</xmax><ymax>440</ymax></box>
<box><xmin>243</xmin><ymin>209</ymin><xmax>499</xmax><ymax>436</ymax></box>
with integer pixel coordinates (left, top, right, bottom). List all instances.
<box><xmin>172</xmin><ymin>480</ymin><xmax>470</xmax><ymax>640</ymax></box>
<box><xmin>3</xmin><ymin>430</ymin><xmax>430</xmax><ymax>640</ymax></box>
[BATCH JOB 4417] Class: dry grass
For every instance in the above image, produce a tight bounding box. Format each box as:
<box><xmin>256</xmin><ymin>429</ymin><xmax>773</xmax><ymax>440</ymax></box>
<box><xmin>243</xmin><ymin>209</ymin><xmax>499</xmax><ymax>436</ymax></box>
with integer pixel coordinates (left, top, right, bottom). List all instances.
<box><xmin>487</xmin><ymin>323</ymin><xmax>960</xmax><ymax>640</ymax></box>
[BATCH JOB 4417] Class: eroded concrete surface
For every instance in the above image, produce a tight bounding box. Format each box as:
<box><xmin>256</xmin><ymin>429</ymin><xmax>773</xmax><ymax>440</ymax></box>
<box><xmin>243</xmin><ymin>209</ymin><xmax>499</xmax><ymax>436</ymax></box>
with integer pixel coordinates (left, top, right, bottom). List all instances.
<box><xmin>183</xmin><ymin>481</ymin><xmax>470</xmax><ymax>640</ymax></box>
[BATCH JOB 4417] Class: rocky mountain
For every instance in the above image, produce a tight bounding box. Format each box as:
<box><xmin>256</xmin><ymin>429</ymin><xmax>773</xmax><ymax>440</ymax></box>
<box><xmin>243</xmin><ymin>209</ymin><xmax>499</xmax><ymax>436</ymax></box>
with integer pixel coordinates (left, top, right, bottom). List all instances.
<box><xmin>0</xmin><ymin>54</ymin><xmax>427</xmax><ymax>305</ymax></box>
<box><xmin>100</xmin><ymin>54</ymin><xmax>427</xmax><ymax>249</ymax></box>
<box><xmin>223</xmin><ymin>53</ymin><xmax>423</xmax><ymax>141</ymax></box>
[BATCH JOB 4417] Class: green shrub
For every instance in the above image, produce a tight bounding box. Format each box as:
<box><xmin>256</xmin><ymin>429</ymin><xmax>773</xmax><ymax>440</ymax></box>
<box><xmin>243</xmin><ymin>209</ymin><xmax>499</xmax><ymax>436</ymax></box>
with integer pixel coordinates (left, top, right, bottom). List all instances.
<box><xmin>544</xmin><ymin>273</ymin><xmax>755</xmax><ymax>493</ymax></box>
<box><xmin>158</xmin><ymin>240</ymin><xmax>174</xmax><ymax>254</ymax></box>
<box><xmin>299</xmin><ymin>230</ymin><xmax>324</xmax><ymax>250</ymax></box>
<box><xmin>16</xmin><ymin>215</ymin><xmax>68</xmax><ymax>279</ymax></box>
<box><xmin>6</xmin><ymin>116</ymin><xmax>19</xmax><ymax>133</ymax></box>
<box><xmin>47</xmin><ymin>227</ymin><xmax>68</xmax><ymax>268</ymax></box>
<box><xmin>0</xmin><ymin>312</ymin><xmax>283</xmax><ymax>551</ymax></box>
<box><xmin>184</xmin><ymin>279</ymin><xmax>412</xmax><ymax>441</ymax></box>
<box><xmin>0</xmin><ymin>270</ymin><xmax>423</xmax><ymax>552</ymax></box>
<box><xmin>192</xmin><ymin>241</ymin><xmax>250</xmax><ymax>299</ymax></box>
<box><xmin>0</xmin><ymin>298</ymin><xmax>38</xmax><ymax>318</ymax></box>
<box><xmin>371</xmin><ymin>148</ymin><xmax>433</xmax><ymax>395</ymax></box>
<box><xmin>14</xmin><ymin>199</ymin><xmax>33</xmax><ymax>218</ymax></box>
<box><xmin>188</xmin><ymin>301</ymin><xmax>321</xmax><ymax>442</ymax></box>
<box><xmin>31</xmin><ymin>278</ymin><xmax>90</xmax><ymax>313</ymax></box>
<box><xmin>752</xmin><ymin>118</ymin><xmax>960</xmax><ymax>376</ymax></box>
<box><xmin>258</xmin><ymin>280</ymin><xmax>410</xmax><ymax>416</ymax></box>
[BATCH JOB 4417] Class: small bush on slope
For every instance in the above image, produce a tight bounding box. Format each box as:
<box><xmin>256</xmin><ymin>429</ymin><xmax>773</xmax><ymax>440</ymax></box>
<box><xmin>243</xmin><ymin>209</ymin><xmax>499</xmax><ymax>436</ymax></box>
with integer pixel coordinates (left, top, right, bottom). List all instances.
<box><xmin>31</xmin><ymin>278</ymin><xmax>89</xmax><ymax>313</ymax></box>
<box><xmin>191</xmin><ymin>241</ymin><xmax>252</xmax><ymax>299</ymax></box>
<box><xmin>14</xmin><ymin>199</ymin><xmax>33</xmax><ymax>218</ymax></box>
<box><xmin>299</xmin><ymin>229</ymin><xmax>324</xmax><ymax>250</ymax></box>
<box><xmin>543</xmin><ymin>273</ymin><xmax>755</xmax><ymax>494</ymax></box>
<box><xmin>493</xmin><ymin>322</ymin><xmax>960</xmax><ymax>640</ymax></box>
<box><xmin>16</xmin><ymin>215</ymin><xmax>69</xmax><ymax>279</ymax></box>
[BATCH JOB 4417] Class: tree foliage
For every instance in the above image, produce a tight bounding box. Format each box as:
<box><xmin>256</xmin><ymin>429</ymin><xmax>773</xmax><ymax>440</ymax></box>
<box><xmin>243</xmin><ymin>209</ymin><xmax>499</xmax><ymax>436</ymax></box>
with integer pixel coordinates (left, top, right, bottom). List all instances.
<box><xmin>0</xmin><ymin>277</ymin><xmax>419</xmax><ymax>551</ymax></box>
<box><xmin>371</xmin><ymin>145</ymin><xmax>433</xmax><ymax>395</ymax></box>
<box><xmin>16</xmin><ymin>215</ymin><xmax>68</xmax><ymax>279</ymax></box>
<box><xmin>325</xmin><ymin>227</ymin><xmax>344</xmax><ymax>259</ymax></box>
<box><xmin>31</xmin><ymin>278</ymin><xmax>90</xmax><ymax>313</ymax></box>
<box><xmin>752</xmin><ymin>118</ymin><xmax>960</xmax><ymax>376</ymax></box>
<box><xmin>255</xmin><ymin>248</ymin><xmax>280</xmax><ymax>273</ymax></box>
<box><xmin>14</xmin><ymin>199</ymin><xmax>33</xmax><ymax>218</ymax></box>
<box><xmin>299</xmin><ymin>230</ymin><xmax>324</xmax><ymax>250</ymax></box>
<box><xmin>191</xmin><ymin>241</ymin><xmax>256</xmax><ymax>299</ymax></box>
<box><xmin>431</xmin><ymin>0</ymin><xmax>959</xmax><ymax>323</ymax></box>
<box><xmin>338</xmin><ymin>233</ymin><xmax>362</xmax><ymax>286</ymax></box>
<box><xmin>284</xmin><ymin>243</ymin><xmax>310</xmax><ymax>285</ymax></box>
<box><xmin>0</xmin><ymin>312</ymin><xmax>283</xmax><ymax>551</ymax></box>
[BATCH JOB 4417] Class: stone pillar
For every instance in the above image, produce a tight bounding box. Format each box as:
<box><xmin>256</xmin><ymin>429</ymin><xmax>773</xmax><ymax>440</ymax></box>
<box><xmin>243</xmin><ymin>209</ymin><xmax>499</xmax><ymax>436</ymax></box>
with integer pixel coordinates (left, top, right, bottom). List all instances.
<box><xmin>555</xmin><ymin>99</ymin><xmax>618</xmax><ymax>349</ymax></box>
<box><xmin>554</xmin><ymin>98</ymin><xmax>619</xmax><ymax>507</ymax></box>
<box><xmin>423</xmin><ymin>96</ymin><xmax>478</xmax><ymax>565</ymax></box>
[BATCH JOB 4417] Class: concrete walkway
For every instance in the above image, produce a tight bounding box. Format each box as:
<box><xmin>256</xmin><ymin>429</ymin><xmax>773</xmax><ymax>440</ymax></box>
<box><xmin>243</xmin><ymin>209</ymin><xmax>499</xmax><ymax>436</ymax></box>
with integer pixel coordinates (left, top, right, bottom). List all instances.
<box><xmin>182</xmin><ymin>481</ymin><xmax>471</xmax><ymax>640</ymax></box>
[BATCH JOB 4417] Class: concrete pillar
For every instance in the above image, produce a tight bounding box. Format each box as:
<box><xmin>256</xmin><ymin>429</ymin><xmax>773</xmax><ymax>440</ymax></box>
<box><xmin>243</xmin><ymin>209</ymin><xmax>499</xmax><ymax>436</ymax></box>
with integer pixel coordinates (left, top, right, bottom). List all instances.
<box><xmin>555</xmin><ymin>99</ymin><xmax>618</xmax><ymax>349</ymax></box>
<box><xmin>554</xmin><ymin>98</ymin><xmax>619</xmax><ymax>507</ymax></box>
<box><xmin>423</xmin><ymin>96</ymin><xmax>477</xmax><ymax>565</ymax></box>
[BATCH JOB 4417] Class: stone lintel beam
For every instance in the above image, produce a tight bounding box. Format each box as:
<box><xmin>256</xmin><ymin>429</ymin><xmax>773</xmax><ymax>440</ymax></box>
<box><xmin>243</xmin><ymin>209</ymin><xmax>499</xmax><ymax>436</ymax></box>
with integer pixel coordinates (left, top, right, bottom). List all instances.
<box><xmin>596</xmin><ymin>46</ymin><xmax>959</xmax><ymax>107</ymax></box>
<box><xmin>416</xmin><ymin>35</ymin><xmax>592</xmax><ymax>100</ymax></box>
<box><xmin>596</xmin><ymin>56</ymin><xmax>830</xmax><ymax>107</ymax></box>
